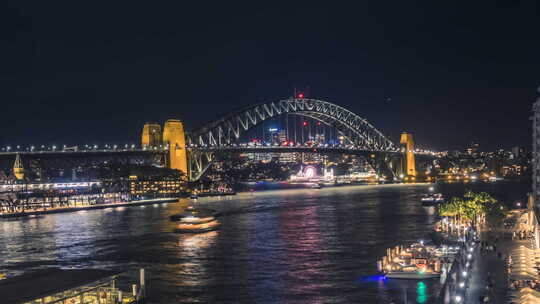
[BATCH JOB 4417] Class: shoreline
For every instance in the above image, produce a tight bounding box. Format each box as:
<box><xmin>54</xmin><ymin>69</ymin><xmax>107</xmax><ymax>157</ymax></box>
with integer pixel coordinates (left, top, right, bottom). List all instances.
<box><xmin>0</xmin><ymin>197</ymin><xmax>179</xmax><ymax>219</ymax></box>
<box><xmin>0</xmin><ymin>183</ymin><xmax>434</xmax><ymax>218</ymax></box>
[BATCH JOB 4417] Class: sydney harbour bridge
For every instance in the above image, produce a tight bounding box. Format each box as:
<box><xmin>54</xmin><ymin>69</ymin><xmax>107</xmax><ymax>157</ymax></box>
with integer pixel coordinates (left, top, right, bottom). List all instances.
<box><xmin>0</xmin><ymin>97</ymin><xmax>436</xmax><ymax>181</ymax></box>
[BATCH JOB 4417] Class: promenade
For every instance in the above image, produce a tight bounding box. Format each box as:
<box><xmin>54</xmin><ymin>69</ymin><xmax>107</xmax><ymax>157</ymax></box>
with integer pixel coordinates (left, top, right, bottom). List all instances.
<box><xmin>466</xmin><ymin>210</ymin><xmax>538</xmax><ymax>304</ymax></box>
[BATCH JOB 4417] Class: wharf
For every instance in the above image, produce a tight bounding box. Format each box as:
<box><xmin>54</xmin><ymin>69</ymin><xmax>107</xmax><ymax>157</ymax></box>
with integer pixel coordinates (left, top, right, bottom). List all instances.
<box><xmin>0</xmin><ymin>268</ymin><xmax>145</xmax><ymax>304</ymax></box>
<box><xmin>0</xmin><ymin>197</ymin><xmax>178</xmax><ymax>219</ymax></box>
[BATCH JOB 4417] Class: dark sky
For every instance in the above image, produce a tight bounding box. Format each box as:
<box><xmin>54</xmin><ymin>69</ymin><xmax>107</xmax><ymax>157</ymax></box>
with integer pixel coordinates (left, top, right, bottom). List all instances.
<box><xmin>1</xmin><ymin>1</ymin><xmax>539</xmax><ymax>151</ymax></box>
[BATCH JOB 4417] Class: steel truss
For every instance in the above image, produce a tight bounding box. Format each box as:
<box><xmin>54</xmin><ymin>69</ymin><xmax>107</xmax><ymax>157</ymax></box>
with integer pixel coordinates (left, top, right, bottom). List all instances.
<box><xmin>187</xmin><ymin>98</ymin><xmax>395</xmax><ymax>150</ymax></box>
<box><xmin>186</xmin><ymin>98</ymin><xmax>397</xmax><ymax>181</ymax></box>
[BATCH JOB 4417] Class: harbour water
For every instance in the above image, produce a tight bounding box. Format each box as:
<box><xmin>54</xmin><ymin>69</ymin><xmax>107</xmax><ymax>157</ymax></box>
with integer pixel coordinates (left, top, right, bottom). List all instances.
<box><xmin>0</xmin><ymin>181</ymin><xmax>529</xmax><ymax>303</ymax></box>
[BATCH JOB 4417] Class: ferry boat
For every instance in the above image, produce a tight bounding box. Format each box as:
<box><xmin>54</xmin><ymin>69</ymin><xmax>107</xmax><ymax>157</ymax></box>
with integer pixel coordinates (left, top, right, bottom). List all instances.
<box><xmin>385</xmin><ymin>271</ymin><xmax>440</xmax><ymax>279</ymax></box>
<box><xmin>197</xmin><ymin>190</ymin><xmax>236</xmax><ymax>197</ymax></box>
<box><xmin>170</xmin><ymin>206</ymin><xmax>220</xmax><ymax>233</ymax></box>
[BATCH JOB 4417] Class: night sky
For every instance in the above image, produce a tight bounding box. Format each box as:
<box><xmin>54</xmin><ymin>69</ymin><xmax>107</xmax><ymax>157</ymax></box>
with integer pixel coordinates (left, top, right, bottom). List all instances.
<box><xmin>1</xmin><ymin>2</ymin><xmax>539</xmax><ymax>151</ymax></box>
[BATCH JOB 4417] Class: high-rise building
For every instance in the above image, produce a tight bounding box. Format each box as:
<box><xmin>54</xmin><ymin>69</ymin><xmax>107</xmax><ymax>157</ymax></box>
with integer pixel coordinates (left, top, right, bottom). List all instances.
<box><xmin>512</xmin><ymin>146</ymin><xmax>528</xmax><ymax>159</ymax></box>
<box><xmin>531</xmin><ymin>88</ymin><xmax>540</xmax><ymax>248</ymax></box>
<box><xmin>532</xmin><ymin>93</ymin><xmax>540</xmax><ymax>206</ymax></box>
<box><xmin>278</xmin><ymin>129</ymin><xmax>287</xmax><ymax>143</ymax></box>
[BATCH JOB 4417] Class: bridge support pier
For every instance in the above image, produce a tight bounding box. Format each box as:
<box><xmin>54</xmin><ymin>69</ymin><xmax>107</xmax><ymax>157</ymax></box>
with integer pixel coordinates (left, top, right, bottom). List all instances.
<box><xmin>400</xmin><ymin>132</ymin><xmax>417</xmax><ymax>177</ymax></box>
<box><xmin>162</xmin><ymin>120</ymin><xmax>189</xmax><ymax>177</ymax></box>
<box><xmin>188</xmin><ymin>151</ymin><xmax>214</xmax><ymax>181</ymax></box>
<box><xmin>366</xmin><ymin>152</ymin><xmax>397</xmax><ymax>181</ymax></box>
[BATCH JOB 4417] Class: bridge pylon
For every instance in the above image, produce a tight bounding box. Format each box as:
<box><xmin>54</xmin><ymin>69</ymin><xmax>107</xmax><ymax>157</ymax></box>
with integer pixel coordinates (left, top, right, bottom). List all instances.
<box><xmin>400</xmin><ymin>132</ymin><xmax>417</xmax><ymax>177</ymax></box>
<box><xmin>141</xmin><ymin>122</ymin><xmax>162</xmax><ymax>148</ymax></box>
<box><xmin>162</xmin><ymin>119</ymin><xmax>189</xmax><ymax>178</ymax></box>
<box><xmin>13</xmin><ymin>153</ymin><xmax>24</xmax><ymax>180</ymax></box>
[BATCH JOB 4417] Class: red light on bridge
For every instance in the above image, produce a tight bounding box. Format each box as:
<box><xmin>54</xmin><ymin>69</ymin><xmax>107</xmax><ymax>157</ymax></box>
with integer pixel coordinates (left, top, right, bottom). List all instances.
<box><xmin>302</xmin><ymin>121</ymin><xmax>308</xmax><ymax>126</ymax></box>
<box><xmin>317</xmin><ymin>122</ymin><xmax>321</xmax><ymax>126</ymax></box>
<box><xmin>297</xmin><ymin>93</ymin><xmax>304</xmax><ymax>98</ymax></box>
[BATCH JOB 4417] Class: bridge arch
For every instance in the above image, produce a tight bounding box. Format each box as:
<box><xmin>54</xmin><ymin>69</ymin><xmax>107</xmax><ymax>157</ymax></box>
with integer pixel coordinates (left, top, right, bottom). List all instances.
<box><xmin>185</xmin><ymin>98</ymin><xmax>398</xmax><ymax>181</ymax></box>
<box><xmin>187</xmin><ymin>98</ymin><xmax>395</xmax><ymax>151</ymax></box>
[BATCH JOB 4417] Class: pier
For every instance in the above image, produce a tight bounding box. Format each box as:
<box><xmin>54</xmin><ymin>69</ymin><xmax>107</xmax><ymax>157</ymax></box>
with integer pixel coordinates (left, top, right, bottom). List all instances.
<box><xmin>0</xmin><ymin>268</ymin><xmax>146</xmax><ymax>304</ymax></box>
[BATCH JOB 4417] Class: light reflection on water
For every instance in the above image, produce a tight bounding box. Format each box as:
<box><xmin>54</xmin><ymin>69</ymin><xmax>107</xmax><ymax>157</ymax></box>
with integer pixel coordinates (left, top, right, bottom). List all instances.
<box><xmin>0</xmin><ymin>182</ymin><xmax>528</xmax><ymax>303</ymax></box>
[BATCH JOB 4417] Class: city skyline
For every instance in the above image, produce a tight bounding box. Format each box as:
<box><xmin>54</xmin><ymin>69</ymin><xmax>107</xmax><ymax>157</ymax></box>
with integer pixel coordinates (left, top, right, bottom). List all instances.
<box><xmin>1</xmin><ymin>2</ymin><xmax>539</xmax><ymax>150</ymax></box>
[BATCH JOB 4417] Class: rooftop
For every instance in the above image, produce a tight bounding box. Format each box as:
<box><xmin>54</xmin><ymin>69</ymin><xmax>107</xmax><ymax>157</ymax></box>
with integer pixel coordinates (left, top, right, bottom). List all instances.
<box><xmin>0</xmin><ymin>268</ymin><xmax>120</xmax><ymax>304</ymax></box>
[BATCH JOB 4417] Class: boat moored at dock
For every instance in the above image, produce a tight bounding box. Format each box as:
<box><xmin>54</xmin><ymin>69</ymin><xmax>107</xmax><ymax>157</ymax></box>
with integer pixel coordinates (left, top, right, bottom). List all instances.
<box><xmin>377</xmin><ymin>241</ymin><xmax>455</xmax><ymax>280</ymax></box>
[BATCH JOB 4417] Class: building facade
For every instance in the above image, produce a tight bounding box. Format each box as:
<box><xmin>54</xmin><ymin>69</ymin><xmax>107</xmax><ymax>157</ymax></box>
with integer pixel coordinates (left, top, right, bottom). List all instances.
<box><xmin>533</xmin><ymin>95</ymin><xmax>540</xmax><ymax>207</ymax></box>
<box><xmin>129</xmin><ymin>176</ymin><xmax>184</xmax><ymax>197</ymax></box>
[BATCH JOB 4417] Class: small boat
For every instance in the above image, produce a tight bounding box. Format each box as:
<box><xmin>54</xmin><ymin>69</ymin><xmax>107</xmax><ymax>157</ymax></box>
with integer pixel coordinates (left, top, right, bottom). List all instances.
<box><xmin>197</xmin><ymin>191</ymin><xmax>236</xmax><ymax>197</ymax></box>
<box><xmin>421</xmin><ymin>193</ymin><xmax>445</xmax><ymax>205</ymax></box>
<box><xmin>170</xmin><ymin>206</ymin><xmax>220</xmax><ymax>221</ymax></box>
<box><xmin>189</xmin><ymin>194</ymin><xmax>199</xmax><ymax>199</ymax></box>
<box><xmin>171</xmin><ymin>206</ymin><xmax>221</xmax><ymax>233</ymax></box>
<box><xmin>384</xmin><ymin>271</ymin><xmax>440</xmax><ymax>279</ymax></box>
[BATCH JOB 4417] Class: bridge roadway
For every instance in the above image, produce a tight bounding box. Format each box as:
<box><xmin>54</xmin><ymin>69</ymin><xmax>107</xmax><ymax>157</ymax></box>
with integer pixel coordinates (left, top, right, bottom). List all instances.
<box><xmin>0</xmin><ymin>148</ymin><xmax>166</xmax><ymax>160</ymax></box>
<box><xmin>0</xmin><ymin>146</ymin><xmax>436</xmax><ymax>158</ymax></box>
<box><xmin>0</xmin><ymin>145</ymin><xmax>434</xmax><ymax>161</ymax></box>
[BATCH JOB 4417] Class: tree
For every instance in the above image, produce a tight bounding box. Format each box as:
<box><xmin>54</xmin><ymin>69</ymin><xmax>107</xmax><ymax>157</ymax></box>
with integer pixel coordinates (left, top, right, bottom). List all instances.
<box><xmin>438</xmin><ymin>192</ymin><xmax>506</xmax><ymax>227</ymax></box>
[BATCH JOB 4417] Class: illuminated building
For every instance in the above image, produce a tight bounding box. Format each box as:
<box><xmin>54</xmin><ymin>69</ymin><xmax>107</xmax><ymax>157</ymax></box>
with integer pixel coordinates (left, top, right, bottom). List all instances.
<box><xmin>533</xmin><ymin>94</ymin><xmax>540</xmax><ymax>205</ymax></box>
<box><xmin>278</xmin><ymin>129</ymin><xmax>287</xmax><ymax>143</ymax></box>
<box><xmin>13</xmin><ymin>153</ymin><xmax>24</xmax><ymax>180</ymax></box>
<box><xmin>141</xmin><ymin>122</ymin><xmax>162</xmax><ymax>148</ymax></box>
<box><xmin>0</xmin><ymin>181</ymin><xmax>130</xmax><ymax>214</ymax></box>
<box><xmin>400</xmin><ymin>132</ymin><xmax>417</xmax><ymax>177</ymax></box>
<box><xmin>466</xmin><ymin>142</ymin><xmax>480</xmax><ymax>155</ymax></box>
<box><xmin>267</xmin><ymin>127</ymin><xmax>280</xmax><ymax>144</ymax></box>
<box><xmin>129</xmin><ymin>176</ymin><xmax>184</xmax><ymax>196</ymax></box>
<box><xmin>511</xmin><ymin>146</ymin><xmax>528</xmax><ymax>159</ymax></box>
<box><xmin>162</xmin><ymin>119</ymin><xmax>188</xmax><ymax>175</ymax></box>
<box><xmin>279</xmin><ymin>152</ymin><xmax>300</xmax><ymax>163</ymax></box>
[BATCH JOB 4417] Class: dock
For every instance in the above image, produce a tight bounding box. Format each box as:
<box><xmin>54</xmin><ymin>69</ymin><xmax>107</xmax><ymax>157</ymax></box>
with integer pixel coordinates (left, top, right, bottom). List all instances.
<box><xmin>0</xmin><ymin>268</ymin><xmax>147</xmax><ymax>304</ymax></box>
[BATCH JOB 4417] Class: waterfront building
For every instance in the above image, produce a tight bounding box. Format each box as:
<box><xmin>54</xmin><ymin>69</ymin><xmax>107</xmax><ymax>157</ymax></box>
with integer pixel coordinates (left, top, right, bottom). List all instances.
<box><xmin>532</xmin><ymin>89</ymin><xmax>540</xmax><ymax>248</ymax></box>
<box><xmin>0</xmin><ymin>180</ymin><xmax>129</xmax><ymax>214</ymax></box>
<box><xmin>533</xmin><ymin>94</ymin><xmax>540</xmax><ymax>207</ymax></box>
<box><xmin>129</xmin><ymin>176</ymin><xmax>184</xmax><ymax>197</ymax></box>
<box><xmin>0</xmin><ymin>268</ymin><xmax>145</xmax><ymax>304</ymax></box>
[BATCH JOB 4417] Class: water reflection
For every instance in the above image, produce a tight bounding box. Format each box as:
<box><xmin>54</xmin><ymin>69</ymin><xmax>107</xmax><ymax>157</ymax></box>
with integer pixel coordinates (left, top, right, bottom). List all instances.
<box><xmin>178</xmin><ymin>231</ymin><xmax>218</xmax><ymax>251</ymax></box>
<box><xmin>175</xmin><ymin>231</ymin><xmax>218</xmax><ymax>287</ymax></box>
<box><xmin>0</xmin><ymin>182</ymin><xmax>529</xmax><ymax>303</ymax></box>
